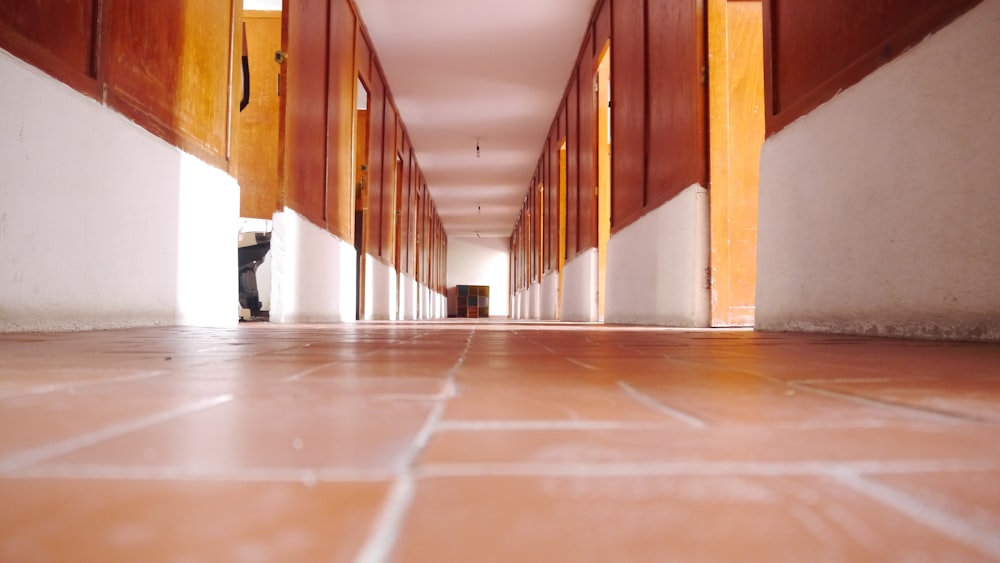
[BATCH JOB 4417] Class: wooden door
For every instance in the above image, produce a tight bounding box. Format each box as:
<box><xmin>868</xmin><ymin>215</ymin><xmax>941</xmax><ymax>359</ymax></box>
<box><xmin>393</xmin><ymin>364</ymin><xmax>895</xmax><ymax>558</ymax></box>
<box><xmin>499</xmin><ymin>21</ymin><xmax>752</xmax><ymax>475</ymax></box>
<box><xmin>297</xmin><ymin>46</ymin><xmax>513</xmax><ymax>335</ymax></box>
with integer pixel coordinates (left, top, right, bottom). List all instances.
<box><xmin>236</xmin><ymin>11</ymin><xmax>282</xmax><ymax>219</ymax></box>
<box><xmin>709</xmin><ymin>0</ymin><xmax>765</xmax><ymax>327</ymax></box>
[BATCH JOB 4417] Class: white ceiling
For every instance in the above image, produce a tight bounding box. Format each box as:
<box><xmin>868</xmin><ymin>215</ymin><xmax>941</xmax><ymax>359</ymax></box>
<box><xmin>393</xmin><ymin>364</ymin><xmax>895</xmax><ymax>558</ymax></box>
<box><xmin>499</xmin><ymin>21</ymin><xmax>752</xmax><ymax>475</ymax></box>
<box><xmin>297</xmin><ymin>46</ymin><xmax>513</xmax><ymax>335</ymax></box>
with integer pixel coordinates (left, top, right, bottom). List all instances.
<box><xmin>353</xmin><ymin>0</ymin><xmax>596</xmax><ymax>239</ymax></box>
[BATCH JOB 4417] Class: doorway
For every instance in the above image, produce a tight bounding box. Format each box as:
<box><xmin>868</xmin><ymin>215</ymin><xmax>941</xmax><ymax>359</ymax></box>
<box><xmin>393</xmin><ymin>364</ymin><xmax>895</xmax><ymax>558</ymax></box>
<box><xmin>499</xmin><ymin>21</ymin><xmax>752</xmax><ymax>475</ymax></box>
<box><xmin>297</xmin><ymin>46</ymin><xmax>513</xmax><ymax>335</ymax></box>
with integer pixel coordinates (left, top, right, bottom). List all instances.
<box><xmin>595</xmin><ymin>43</ymin><xmax>612</xmax><ymax>321</ymax></box>
<box><xmin>708</xmin><ymin>0</ymin><xmax>765</xmax><ymax>327</ymax></box>
<box><xmin>393</xmin><ymin>153</ymin><xmax>404</xmax><ymax>319</ymax></box>
<box><xmin>354</xmin><ymin>78</ymin><xmax>371</xmax><ymax>321</ymax></box>
<box><xmin>557</xmin><ymin>140</ymin><xmax>568</xmax><ymax>319</ymax></box>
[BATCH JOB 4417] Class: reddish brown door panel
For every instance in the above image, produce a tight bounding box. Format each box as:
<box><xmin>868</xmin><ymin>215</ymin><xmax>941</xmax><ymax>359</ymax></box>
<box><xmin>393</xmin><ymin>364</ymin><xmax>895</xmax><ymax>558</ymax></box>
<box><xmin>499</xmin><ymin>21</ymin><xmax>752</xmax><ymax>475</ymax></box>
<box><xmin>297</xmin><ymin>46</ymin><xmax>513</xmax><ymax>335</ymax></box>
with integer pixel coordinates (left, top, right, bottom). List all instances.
<box><xmin>576</xmin><ymin>38</ymin><xmax>598</xmax><ymax>253</ymax></box>
<box><xmin>103</xmin><ymin>1</ymin><xmax>234</xmax><ymax>168</ymax></box>
<box><xmin>763</xmin><ymin>0</ymin><xmax>981</xmax><ymax>135</ymax></box>
<box><xmin>325</xmin><ymin>0</ymin><xmax>357</xmax><ymax>241</ymax></box>
<box><xmin>379</xmin><ymin>108</ymin><xmax>398</xmax><ymax>263</ymax></box>
<box><xmin>593</xmin><ymin>0</ymin><xmax>612</xmax><ymax>55</ymax></box>
<box><xmin>610</xmin><ymin>0</ymin><xmax>646</xmax><ymax>232</ymax></box>
<box><xmin>0</xmin><ymin>0</ymin><xmax>99</xmax><ymax>91</ymax></box>
<box><xmin>356</xmin><ymin>33</ymin><xmax>372</xmax><ymax>85</ymax></box>
<box><xmin>400</xmin><ymin>146</ymin><xmax>413</xmax><ymax>275</ymax></box>
<box><xmin>565</xmin><ymin>73</ymin><xmax>580</xmax><ymax>261</ymax></box>
<box><xmin>282</xmin><ymin>0</ymin><xmax>329</xmax><ymax>224</ymax></box>
<box><xmin>645</xmin><ymin>0</ymin><xmax>707</xmax><ymax>211</ymax></box>
<box><xmin>546</xmin><ymin>118</ymin><xmax>562</xmax><ymax>273</ymax></box>
<box><xmin>367</xmin><ymin>71</ymin><xmax>386</xmax><ymax>256</ymax></box>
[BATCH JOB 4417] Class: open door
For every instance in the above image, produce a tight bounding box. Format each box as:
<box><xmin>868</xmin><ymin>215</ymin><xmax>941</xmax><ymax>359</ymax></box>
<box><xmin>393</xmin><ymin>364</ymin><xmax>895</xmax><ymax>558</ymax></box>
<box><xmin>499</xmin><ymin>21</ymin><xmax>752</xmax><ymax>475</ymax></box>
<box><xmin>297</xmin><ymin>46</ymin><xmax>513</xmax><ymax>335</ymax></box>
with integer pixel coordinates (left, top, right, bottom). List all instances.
<box><xmin>709</xmin><ymin>0</ymin><xmax>765</xmax><ymax>327</ymax></box>
<box><xmin>354</xmin><ymin>78</ymin><xmax>371</xmax><ymax>320</ymax></box>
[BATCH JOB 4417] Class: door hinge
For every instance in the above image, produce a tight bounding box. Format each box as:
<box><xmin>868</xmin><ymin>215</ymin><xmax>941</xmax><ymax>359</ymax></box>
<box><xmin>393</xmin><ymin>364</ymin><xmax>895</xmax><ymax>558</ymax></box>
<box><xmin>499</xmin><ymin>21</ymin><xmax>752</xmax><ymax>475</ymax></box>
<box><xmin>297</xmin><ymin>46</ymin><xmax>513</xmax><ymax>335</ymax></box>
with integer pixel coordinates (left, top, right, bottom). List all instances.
<box><xmin>700</xmin><ymin>66</ymin><xmax>707</xmax><ymax>85</ymax></box>
<box><xmin>705</xmin><ymin>266</ymin><xmax>712</xmax><ymax>290</ymax></box>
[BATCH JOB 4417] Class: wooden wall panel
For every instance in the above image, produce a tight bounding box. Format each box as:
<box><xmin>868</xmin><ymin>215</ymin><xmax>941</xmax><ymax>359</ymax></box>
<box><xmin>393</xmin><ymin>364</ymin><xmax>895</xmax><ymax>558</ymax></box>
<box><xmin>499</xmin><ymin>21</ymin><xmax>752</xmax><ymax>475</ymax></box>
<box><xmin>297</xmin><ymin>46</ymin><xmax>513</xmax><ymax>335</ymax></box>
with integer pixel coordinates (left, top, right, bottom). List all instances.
<box><xmin>0</xmin><ymin>0</ymin><xmax>98</xmax><ymax>83</ymax></box>
<box><xmin>645</xmin><ymin>0</ymin><xmax>707</xmax><ymax>209</ymax></box>
<box><xmin>367</xmin><ymin>69</ymin><xmax>386</xmax><ymax>256</ymax></box>
<box><xmin>400</xmin><ymin>145</ymin><xmax>413</xmax><ymax>274</ymax></box>
<box><xmin>764</xmin><ymin>0</ymin><xmax>980</xmax><ymax>134</ymax></box>
<box><xmin>379</xmin><ymin>106</ymin><xmax>398</xmax><ymax>262</ymax></box>
<box><xmin>325</xmin><ymin>0</ymin><xmax>357</xmax><ymax>240</ymax></box>
<box><xmin>237</xmin><ymin>12</ymin><xmax>282</xmax><ymax>219</ymax></box>
<box><xmin>551</xmin><ymin>128</ymin><xmax>561</xmax><ymax>272</ymax></box>
<box><xmin>565</xmin><ymin>72</ymin><xmax>580</xmax><ymax>261</ymax></box>
<box><xmin>610</xmin><ymin>0</ymin><xmax>646</xmax><ymax>230</ymax></box>
<box><xmin>355</xmin><ymin>29</ymin><xmax>372</xmax><ymax>83</ymax></box>
<box><xmin>576</xmin><ymin>36</ymin><xmax>598</xmax><ymax>252</ymax></box>
<box><xmin>104</xmin><ymin>0</ymin><xmax>233</xmax><ymax>167</ymax></box>
<box><xmin>281</xmin><ymin>0</ymin><xmax>328</xmax><ymax>224</ymax></box>
<box><xmin>594</xmin><ymin>0</ymin><xmax>612</xmax><ymax>53</ymax></box>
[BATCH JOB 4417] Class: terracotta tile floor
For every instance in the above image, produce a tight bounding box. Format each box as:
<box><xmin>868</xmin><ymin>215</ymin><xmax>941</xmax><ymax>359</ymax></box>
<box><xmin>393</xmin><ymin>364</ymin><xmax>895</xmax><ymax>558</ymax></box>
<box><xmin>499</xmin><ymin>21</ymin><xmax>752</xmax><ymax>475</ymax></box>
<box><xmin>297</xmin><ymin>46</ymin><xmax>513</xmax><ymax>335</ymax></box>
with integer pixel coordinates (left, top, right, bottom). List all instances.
<box><xmin>2</xmin><ymin>322</ymin><xmax>1000</xmax><ymax>562</ymax></box>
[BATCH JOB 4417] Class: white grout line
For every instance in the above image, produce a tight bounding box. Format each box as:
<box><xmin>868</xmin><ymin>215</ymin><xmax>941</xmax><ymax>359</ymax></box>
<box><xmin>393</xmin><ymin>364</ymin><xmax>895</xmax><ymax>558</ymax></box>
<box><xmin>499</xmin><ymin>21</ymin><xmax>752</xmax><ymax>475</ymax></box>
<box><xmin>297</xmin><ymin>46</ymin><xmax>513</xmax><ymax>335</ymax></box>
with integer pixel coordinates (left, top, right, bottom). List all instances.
<box><xmin>566</xmin><ymin>358</ymin><xmax>597</xmax><ymax>371</ymax></box>
<box><xmin>417</xmin><ymin>459</ymin><xmax>1000</xmax><ymax>479</ymax></box>
<box><xmin>4</xmin><ymin>464</ymin><xmax>394</xmax><ymax>483</ymax></box>
<box><xmin>353</xmin><ymin>328</ymin><xmax>473</xmax><ymax>563</ymax></box>
<box><xmin>783</xmin><ymin>379</ymin><xmax>990</xmax><ymax>425</ymax></box>
<box><xmin>0</xmin><ymin>395</ymin><xmax>234</xmax><ymax>474</ymax></box>
<box><xmin>280</xmin><ymin>362</ymin><xmax>343</xmax><ymax>382</ymax></box>
<box><xmin>833</xmin><ymin>471</ymin><xmax>1000</xmax><ymax>559</ymax></box>
<box><xmin>436</xmin><ymin>420</ymin><xmax>670</xmax><ymax>431</ymax></box>
<box><xmin>789</xmin><ymin>377</ymin><xmax>894</xmax><ymax>385</ymax></box>
<box><xmin>617</xmin><ymin>381</ymin><xmax>707</xmax><ymax>429</ymax></box>
<box><xmin>0</xmin><ymin>369</ymin><xmax>169</xmax><ymax>400</ymax></box>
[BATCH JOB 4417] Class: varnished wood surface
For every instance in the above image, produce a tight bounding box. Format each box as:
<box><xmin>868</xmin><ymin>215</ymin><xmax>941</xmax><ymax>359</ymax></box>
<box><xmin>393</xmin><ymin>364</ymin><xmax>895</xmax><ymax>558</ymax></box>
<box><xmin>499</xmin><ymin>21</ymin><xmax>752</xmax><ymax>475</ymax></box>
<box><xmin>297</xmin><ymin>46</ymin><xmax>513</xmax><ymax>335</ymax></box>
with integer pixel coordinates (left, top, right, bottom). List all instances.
<box><xmin>764</xmin><ymin>0</ymin><xmax>981</xmax><ymax>134</ymax></box>
<box><xmin>709</xmin><ymin>0</ymin><xmax>764</xmax><ymax>327</ymax></box>
<box><xmin>236</xmin><ymin>12</ymin><xmax>282</xmax><ymax>219</ymax></box>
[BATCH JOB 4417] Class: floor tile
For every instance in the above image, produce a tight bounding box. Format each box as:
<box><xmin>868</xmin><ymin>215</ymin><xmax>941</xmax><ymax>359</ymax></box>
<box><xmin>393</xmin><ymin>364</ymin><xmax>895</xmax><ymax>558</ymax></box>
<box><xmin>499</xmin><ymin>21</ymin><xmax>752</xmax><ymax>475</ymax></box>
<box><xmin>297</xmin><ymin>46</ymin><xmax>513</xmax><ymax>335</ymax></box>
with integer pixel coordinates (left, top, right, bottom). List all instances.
<box><xmin>0</xmin><ymin>478</ymin><xmax>389</xmax><ymax>563</ymax></box>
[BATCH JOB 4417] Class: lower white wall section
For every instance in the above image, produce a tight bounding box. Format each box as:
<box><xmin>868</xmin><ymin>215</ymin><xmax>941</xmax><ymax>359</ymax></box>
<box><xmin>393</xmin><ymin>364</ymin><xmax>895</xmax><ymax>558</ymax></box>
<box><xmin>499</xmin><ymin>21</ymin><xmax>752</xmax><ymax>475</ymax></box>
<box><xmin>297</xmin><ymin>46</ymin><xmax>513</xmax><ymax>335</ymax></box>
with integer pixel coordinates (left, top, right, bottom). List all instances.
<box><xmin>528</xmin><ymin>282</ymin><xmax>541</xmax><ymax>320</ymax></box>
<box><xmin>365</xmin><ymin>258</ymin><xmax>397</xmax><ymax>320</ymax></box>
<box><xmin>604</xmin><ymin>184</ymin><xmax>711</xmax><ymax>327</ymax></box>
<box><xmin>400</xmin><ymin>274</ymin><xmax>417</xmax><ymax>320</ymax></box>
<box><xmin>540</xmin><ymin>273</ymin><xmax>559</xmax><ymax>320</ymax></box>
<box><xmin>561</xmin><ymin>249</ymin><xmax>599</xmax><ymax>322</ymax></box>
<box><xmin>0</xmin><ymin>49</ymin><xmax>238</xmax><ymax>332</ymax></box>
<box><xmin>756</xmin><ymin>0</ymin><xmax>1000</xmax><ymax>342</ymax></box>
<box><xmin>269</xmin><ymin>209</ymin><xmax>356</xmax><ymax>323</ymax></box>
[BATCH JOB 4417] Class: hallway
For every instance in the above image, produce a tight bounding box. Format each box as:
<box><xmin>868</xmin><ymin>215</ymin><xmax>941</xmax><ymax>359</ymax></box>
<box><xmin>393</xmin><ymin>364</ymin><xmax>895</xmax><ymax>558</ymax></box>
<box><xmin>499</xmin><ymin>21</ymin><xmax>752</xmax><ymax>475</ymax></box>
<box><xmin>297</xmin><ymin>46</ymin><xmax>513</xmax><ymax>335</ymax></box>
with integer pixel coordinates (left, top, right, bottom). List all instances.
<box><xmin>1</xmin><ymin>323</ymin><xmax>999</xmax><ymax>561</ymax></box>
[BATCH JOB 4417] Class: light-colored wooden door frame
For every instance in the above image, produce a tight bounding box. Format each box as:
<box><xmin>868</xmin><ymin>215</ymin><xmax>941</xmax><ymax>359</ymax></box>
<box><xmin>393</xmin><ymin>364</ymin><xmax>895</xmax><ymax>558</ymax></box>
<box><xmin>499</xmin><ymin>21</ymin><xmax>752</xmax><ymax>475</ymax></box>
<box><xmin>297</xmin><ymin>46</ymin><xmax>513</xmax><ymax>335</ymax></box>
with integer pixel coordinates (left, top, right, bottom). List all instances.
<box><xmin>595</xmin><ymin>42</ymin><xmax>612</xmax><ymax>322</ymax></box>
<box><xmin>708</xmin><ymin>0</ymin><xmax>765</xmax><ymax>327</ymax></box>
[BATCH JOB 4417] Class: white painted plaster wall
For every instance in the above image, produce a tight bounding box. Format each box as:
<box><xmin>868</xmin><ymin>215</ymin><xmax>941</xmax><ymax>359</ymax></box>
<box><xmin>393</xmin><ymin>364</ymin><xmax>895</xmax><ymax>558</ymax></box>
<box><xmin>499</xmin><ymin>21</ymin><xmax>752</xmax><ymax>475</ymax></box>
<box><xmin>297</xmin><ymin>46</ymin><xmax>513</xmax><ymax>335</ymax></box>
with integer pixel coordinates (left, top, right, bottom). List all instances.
<box><xmin>365</xmin><ymin>258</ymin><xmax>396</xmax><ymax>320</ymax></box>
<box><xmin>528</xmin><ymin>282</ymin><xmax>541</xmax><ymax>319</ymax></box>
<box><xmin>756</xmin><ymin>0</ymin><xmax>1000</xmax><ymax>341</ymax></box>
<box><xmin>561</xmin><ymin>248</ymin><xmax>599</xmax><ymax>322</ymax></box>
<box><xmin>605</xmin><ymin>184</ymin><xmax>711</xmax><ymax>327</ymax></box>
<box><xmin>0</xmin><ymin>49</ymin><xmax>239</xmax><ymax>332</ymax></box>
<box><xmin>269</xmin><ymin>209</ymin><xmax>357</xmax><ymax>323</ymax></box>
<box><xmin>446</xmin><ymin>236</ymin><xmax>510</xmax><ymax>317</ymax></box>
<box><xmin>400</xmin><ymin>274</ymin><xmax>417</xmax><ymax>320</ymax></box>
<box><xmin>243</xmin><ymin>0</ymin><xmax>282</xmax><ymax>11</ymax></box>
<box><xmin>540</xmin><ymin>272</ymin><xmax>559</xmax><ymax>320</ymax></box>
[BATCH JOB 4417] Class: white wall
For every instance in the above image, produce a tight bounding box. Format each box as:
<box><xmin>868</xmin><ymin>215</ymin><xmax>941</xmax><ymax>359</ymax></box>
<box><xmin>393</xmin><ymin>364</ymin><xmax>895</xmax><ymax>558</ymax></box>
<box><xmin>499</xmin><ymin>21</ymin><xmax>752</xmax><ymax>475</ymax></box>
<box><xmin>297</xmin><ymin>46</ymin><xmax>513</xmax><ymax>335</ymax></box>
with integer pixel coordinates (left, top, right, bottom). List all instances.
<box><xmin>561</xmin><ymin>248</ymin><xmax>599</xmax><ymax>322</ymax></box>
<box><xmin>243</xmin><ymin>0</ymin><xmax>282</xmax><ymax>11</ymax></box>
<box><xmin>540</xmin><ymin>272</ymin><xmax>559</xmax><ymax>320</ymax></box>
<box><xmin>0</xmin><ymin>49</ymin><xmax>239</xmax><ymax>332</ymax></box>
<box><xmin>365</xmin><ymin>258</ymin><xmax>397</xmax><ymax>320</ymax></box>
<box><xmin>604</xmin><ymin>184</ymin><xmax>711</xmax><ymax>327</ymax></box>
<box><xmin>269</xmin><ymin>209</ymin><xmax>357</xmax><ymax>323</ymax></box>
<box><xmin>756</xmin><ymin>0</ymin><xmax>1000</xmax><ymax>342</ymax></box>
<box><xmin>446</xmin><ymin>236</ymin><xmax>510</xmax><ymax>317</ymax></box>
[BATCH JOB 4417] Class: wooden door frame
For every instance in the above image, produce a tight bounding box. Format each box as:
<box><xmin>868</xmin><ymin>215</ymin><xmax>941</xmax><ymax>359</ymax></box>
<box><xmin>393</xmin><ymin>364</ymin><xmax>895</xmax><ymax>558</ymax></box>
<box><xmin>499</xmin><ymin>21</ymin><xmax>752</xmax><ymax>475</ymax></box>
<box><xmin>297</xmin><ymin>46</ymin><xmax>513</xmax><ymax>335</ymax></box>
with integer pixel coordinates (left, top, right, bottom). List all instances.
<box><xmin>708</xmin><ymin>0</ymin><xmax>765</xmax><ymax>327</ymax></box>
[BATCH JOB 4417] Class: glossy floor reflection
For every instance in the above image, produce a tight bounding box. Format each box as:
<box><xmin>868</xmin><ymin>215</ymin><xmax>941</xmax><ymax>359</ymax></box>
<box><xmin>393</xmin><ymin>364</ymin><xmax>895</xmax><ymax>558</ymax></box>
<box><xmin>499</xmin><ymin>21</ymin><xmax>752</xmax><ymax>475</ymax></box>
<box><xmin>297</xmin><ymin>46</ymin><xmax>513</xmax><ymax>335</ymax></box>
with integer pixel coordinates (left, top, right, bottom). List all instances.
<box><xmin>1</xmin><ymin>321</ymin><xmax>999</xmax><ymax>561</ymax></box>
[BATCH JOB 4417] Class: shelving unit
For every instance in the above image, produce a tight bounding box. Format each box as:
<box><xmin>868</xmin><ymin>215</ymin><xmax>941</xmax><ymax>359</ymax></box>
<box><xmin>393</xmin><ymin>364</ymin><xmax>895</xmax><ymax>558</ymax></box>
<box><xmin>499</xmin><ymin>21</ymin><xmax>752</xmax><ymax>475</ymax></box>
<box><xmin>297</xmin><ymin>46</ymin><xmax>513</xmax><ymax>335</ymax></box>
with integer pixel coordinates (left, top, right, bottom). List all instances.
<box><xmin>450</xmin><ymin>285</ymin><xmax>490</xmax><ymax>318</ymax></box>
